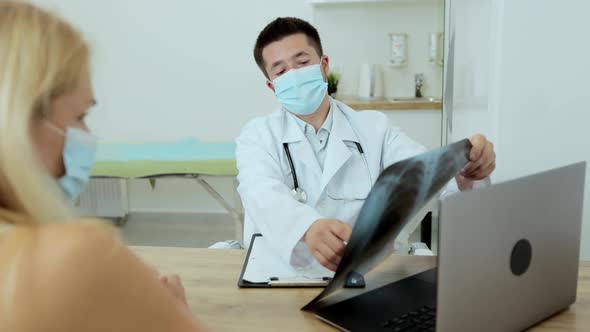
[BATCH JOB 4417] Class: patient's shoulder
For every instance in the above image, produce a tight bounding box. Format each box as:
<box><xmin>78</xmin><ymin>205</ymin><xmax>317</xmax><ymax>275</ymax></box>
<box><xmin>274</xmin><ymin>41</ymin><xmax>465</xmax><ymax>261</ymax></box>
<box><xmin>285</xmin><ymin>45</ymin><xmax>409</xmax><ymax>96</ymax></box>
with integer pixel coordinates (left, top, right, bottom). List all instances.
<box><xmin>33</xmin><ymin>221</ymin><xmax>121</xmax><ymax>279</ymax></box>
<box><xmin>0</xmin><ymin>221</ymin><xmax>203</xmax><ymax>332</ymax></box>
<box><xmin>0</xmin><ymin>222</ymin><xmax>123</xmax><ymax>329</ymax></box>
<box><xmin>38</xmin><ymin>220</ymin><xmax>117</xmax><ymax>253</ymax></box>
<box><xmin>0</xmin><ymin>221</ymin><xmax>117</xmax><ymax>265</ymax></box>
<box><xmin>25</xmin><ymin>221</ymin><xmax>120</xmax><ymax>273</ymax></box>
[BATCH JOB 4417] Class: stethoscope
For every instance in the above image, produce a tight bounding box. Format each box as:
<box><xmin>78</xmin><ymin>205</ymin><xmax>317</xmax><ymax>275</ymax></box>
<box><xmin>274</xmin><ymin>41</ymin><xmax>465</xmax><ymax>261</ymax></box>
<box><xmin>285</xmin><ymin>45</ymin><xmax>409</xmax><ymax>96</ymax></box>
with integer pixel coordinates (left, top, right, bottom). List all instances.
<box><xmin>283</xmin><ymin>141</ymin><xmax>370</xmax><ymax>203</ymax></box>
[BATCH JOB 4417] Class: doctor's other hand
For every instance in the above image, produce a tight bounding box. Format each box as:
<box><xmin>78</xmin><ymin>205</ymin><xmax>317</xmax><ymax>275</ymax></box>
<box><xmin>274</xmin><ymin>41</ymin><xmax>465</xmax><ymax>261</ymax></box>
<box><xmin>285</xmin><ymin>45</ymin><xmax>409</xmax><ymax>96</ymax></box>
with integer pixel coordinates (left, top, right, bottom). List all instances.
<box><xmin>304</xmin><ymin>219</ymin><xmax>352</xmax><ymax>271</ymax></box>
<box><xmin>461</xmin><ymin>134</ymin><xmax>496</xmax><ymax>181</ymax></box>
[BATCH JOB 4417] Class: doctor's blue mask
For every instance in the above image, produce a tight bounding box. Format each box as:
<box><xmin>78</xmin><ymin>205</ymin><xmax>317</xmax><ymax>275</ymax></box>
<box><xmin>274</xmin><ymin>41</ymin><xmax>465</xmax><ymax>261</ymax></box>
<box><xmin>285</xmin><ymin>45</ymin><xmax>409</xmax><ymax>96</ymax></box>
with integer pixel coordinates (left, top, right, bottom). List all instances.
<box><xmin>272</xmin><ymin>64</ymin><xmax>328</xmax><ymax>116</ymax></box>
<box><xmin>45</xmin><ymin>121</ymin><xmax>98</xmax><ymax>201</ymax></box>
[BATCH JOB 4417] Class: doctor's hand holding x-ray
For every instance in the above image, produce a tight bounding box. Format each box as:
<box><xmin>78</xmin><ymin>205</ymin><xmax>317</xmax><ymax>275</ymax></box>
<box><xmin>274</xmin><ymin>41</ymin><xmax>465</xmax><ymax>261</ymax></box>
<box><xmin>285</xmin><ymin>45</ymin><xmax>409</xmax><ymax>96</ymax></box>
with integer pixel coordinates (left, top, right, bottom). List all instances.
<box><xmin>236</xmin><ymin>18</ymin><xmax>496</xmax><ymax>272</ymax></box>
<box><xmin>303</xmin><ymin>135</ymin><xmax>494</xmax><ymax>271</ymax></box>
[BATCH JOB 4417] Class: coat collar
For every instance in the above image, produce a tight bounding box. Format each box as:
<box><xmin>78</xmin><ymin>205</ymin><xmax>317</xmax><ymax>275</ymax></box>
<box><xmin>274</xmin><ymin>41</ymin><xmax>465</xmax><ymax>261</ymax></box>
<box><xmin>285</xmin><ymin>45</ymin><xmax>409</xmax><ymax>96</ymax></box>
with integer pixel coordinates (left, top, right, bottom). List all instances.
<box><xmin>281</xmin><ymin>97</ymin><xmax>359</xmax><ymax>144</ymax></box>
<box><xmin>278</xmin><ymin>97</ymin><xmax>363</xmax><ymax>193</ymax></box>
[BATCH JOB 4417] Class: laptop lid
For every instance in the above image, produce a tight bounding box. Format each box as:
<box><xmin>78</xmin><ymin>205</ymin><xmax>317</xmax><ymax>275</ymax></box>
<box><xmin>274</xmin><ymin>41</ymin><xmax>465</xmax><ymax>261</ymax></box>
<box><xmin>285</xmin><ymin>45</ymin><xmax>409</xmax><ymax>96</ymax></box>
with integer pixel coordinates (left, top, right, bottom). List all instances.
<box><xmin>437</xmin><ymin>162</ymin><xmax>586</xmax><ymax>331</ymax></box>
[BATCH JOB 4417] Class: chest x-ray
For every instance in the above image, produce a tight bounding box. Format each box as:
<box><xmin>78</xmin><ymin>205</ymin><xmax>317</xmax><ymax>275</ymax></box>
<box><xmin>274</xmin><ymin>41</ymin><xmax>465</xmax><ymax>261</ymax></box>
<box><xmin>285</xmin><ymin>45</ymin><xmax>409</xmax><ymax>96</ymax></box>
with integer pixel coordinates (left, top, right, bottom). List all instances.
<box><xmin>303</xmin><ymin>139</ymin><xmax>471</xmax><ymax>311</ymax></box>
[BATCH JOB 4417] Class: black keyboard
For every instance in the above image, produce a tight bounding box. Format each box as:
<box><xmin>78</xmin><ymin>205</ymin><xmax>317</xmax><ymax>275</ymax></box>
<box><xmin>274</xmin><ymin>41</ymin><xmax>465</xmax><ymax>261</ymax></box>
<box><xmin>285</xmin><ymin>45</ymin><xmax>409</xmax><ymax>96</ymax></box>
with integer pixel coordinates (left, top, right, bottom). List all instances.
<box><xmin>382</xmin><ymin>306</ymin><xmax>436</xmax><ymax>332</ymax></box>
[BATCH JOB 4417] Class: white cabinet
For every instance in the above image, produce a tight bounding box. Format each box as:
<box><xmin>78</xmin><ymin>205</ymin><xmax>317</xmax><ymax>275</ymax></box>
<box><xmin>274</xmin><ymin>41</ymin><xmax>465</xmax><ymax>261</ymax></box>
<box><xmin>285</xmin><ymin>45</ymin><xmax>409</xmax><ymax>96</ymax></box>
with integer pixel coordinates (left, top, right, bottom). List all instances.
<box><xmin>382</xmin><ymin>110</ymin><xmax>442</xmax><ymax>150</ymax></box>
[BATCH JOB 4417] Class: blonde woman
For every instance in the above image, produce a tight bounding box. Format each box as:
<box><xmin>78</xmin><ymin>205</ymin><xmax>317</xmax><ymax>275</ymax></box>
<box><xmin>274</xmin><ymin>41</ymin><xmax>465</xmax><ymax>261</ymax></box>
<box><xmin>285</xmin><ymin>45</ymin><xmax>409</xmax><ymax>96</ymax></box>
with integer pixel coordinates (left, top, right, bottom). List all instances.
<box><xmin>0</xmin><ymin>2</ymin><xmax>207</xmax><ymax>331</ymax></box>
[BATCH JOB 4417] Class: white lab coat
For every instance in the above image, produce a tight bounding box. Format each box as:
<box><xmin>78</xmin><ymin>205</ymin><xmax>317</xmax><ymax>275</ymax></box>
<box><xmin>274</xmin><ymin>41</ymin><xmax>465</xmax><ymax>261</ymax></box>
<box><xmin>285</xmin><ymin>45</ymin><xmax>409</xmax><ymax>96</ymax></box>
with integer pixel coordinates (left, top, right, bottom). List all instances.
<box><xmin>236</xmin><ymin>98</ymin><xmax>459</xmax><ymax>269</ymax></box>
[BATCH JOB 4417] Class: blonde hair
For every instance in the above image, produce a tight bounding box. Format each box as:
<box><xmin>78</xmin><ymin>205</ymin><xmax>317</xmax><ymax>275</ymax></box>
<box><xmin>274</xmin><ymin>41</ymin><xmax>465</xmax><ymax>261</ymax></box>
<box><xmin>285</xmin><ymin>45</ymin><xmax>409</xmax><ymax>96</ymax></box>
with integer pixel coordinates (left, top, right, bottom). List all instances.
<box><xmin>0</xmin><ymin>1</ymin><xmax>90</xmax><ymax>225</ymax></box>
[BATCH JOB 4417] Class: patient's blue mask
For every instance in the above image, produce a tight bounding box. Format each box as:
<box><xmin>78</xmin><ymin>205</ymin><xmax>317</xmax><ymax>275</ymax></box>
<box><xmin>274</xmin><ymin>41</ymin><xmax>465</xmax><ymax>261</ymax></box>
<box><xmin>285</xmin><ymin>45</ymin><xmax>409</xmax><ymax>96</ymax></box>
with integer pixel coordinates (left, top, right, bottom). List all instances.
<box><xmin>272</xmin><ymin>64</ymin><xmax>328</xmax><ymax>116</ymax></box>
<box><xmin>45</xmin><ymin>122</ymin><xmax>98</xmax><ymax>201</ymax></box>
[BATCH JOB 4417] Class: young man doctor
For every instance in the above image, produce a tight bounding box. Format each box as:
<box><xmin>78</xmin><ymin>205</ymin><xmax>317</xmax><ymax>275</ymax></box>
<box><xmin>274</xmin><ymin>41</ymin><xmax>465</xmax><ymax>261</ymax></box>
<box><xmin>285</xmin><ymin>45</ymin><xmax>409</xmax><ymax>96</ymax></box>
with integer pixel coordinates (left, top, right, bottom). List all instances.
<box><xmin>236</xmin><ymin>18</ymin><xmax>496</xmax><ymax>272</ymax></box>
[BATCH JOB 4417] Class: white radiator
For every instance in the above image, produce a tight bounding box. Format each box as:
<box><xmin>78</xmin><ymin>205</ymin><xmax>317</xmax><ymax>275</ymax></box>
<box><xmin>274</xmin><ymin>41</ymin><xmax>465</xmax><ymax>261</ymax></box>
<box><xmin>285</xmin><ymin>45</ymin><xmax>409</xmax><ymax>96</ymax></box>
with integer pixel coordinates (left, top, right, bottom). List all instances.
<box><xmin>76</xmin><ymin>178</ymin><xmax>129</xmax><ymax>219</ymax></box>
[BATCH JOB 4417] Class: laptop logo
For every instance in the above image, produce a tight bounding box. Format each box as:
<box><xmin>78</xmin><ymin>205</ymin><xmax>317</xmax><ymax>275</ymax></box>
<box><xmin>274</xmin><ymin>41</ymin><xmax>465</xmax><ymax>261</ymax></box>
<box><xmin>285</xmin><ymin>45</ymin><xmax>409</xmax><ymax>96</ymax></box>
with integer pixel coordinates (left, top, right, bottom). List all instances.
<box><xmin>510</xmin><ymin>239</ymin><xmax>532</xmax><ymax>276</ymax></box>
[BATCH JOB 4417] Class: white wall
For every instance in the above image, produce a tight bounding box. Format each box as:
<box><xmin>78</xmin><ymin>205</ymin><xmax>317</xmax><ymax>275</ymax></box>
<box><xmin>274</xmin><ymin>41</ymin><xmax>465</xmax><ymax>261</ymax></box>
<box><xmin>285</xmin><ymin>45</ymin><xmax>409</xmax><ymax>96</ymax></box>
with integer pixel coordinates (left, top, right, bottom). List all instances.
<box><xmin>314</xmin><ymin>1</ymin><xmax>445</xmax><ymax>151</ymax></box>
<box><xmin>444</xmin><ymin>0</ymin><xmax>498</xmax><ymax>144</ymax></box>
<box><xmin>34</xmin><ymin>0</ymin><xmax>311</xmax><ymax>213</ymax></box>
<box><xmin>493</xmin><ymin>0</ymin><xmax>590</xmax><ymax>259</ymax></box>
<box><xmin>385</xmin><ymin>110</ymin><xmax>442</xmax><ymax>149</ymax></box>
<box><xmin>448</xmin><ymin>0</ymin><xmax>590</xmax><ymax>259</ymax></box>
<box><xmin>36</xmin><ymin>0</ymin><xmax>444</xmax><ymax>214</ymax></box>
<box><xmin>312</xmin><ymin>0</ymin><xmax>444</xmax><ymax>98</ymax></box>
<box><xmin>34</xmin><ymin>0</ymin><xmax>311</xmax><ymax>143</ymax></box>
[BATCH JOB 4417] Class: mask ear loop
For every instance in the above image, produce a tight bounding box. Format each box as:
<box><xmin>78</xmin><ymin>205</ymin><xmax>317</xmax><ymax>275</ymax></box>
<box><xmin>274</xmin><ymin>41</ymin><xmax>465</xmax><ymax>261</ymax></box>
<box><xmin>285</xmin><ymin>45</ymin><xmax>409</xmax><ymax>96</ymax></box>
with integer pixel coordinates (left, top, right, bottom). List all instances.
<box><xmin>35</xmin><ymin>93</ymin><xmax>65</xmax><ymax>136</ymax></box>
<box><xmin>44</xmin><ymin>119</ymin><xmax>98</xmax><ymax>145</ymax></box>
<box><xmin>43</xmin><ymin>120</ymin><xmax>66</xmax><ymax>137</ymax></box>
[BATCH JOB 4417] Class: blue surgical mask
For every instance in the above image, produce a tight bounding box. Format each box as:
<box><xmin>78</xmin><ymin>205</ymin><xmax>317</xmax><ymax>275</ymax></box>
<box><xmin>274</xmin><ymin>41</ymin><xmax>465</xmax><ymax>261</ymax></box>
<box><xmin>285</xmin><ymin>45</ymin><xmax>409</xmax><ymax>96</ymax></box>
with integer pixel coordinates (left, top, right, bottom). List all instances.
<box><xmin>46</xmin><ymin>122</ymin><xmax>98</xmax><ymax>200</ymax></box>
<box><xmin>272</xmin><ymin>64</ymin><xmax>328</xmax><ymax>116</ymax></box>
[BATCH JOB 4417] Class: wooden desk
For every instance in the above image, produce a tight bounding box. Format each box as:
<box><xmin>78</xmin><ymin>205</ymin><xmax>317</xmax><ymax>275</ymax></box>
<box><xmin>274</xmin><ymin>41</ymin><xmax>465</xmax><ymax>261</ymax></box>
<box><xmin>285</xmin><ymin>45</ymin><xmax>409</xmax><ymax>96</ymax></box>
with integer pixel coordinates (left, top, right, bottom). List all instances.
<box><xmin>132</xmin><ymin>247</ymin><xmax>590</xmax><ymax>331</ymax></box>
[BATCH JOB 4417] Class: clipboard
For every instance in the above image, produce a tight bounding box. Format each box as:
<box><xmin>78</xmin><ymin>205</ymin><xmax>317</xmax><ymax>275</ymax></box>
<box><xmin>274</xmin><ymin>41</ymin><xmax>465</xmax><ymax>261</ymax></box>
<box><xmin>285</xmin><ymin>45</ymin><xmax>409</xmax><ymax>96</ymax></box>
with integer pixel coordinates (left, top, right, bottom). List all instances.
<box><xmin>238</xmin><ymin>234</ymin><xmax>333</xmax><ymax>288</ymax></box>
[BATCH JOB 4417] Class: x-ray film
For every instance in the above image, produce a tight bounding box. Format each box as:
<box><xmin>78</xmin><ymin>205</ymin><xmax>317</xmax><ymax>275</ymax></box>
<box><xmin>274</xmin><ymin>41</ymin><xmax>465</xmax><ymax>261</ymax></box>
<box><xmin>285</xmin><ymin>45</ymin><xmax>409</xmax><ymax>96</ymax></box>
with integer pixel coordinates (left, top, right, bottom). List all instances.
<box><xmin>303</xmin><ymin>139</ymin><xmax>472</xmax><ymax>311</ymax></box>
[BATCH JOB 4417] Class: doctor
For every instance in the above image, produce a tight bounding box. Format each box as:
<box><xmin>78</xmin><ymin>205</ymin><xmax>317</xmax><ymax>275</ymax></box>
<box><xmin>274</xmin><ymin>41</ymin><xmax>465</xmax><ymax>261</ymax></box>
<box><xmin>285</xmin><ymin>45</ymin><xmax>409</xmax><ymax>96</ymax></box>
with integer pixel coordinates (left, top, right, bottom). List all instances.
<box><xmin>236</xmin><ymin>17</ymin><xmax>496</xmax><ymax>272</ymax></box>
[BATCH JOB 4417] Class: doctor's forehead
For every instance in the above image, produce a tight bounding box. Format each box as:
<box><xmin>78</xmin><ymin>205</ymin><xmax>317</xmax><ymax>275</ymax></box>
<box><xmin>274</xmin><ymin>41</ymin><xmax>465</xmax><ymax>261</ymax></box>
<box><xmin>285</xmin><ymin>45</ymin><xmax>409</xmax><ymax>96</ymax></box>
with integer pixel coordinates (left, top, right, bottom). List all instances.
<box><xmin>262</xmin><ymin>33</ymin><xmax>319</xmax><ymax>66</ymax></box>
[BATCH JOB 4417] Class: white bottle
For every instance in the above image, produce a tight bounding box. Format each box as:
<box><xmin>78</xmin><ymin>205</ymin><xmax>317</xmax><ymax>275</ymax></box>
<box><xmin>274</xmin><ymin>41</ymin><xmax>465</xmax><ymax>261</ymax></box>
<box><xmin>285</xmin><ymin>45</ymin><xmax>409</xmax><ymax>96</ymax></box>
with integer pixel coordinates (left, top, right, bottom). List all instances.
<box><xmin>428</xmin><ymin>32</ymin><xmax>443</xmax><ymax>65</ymax></box>
<box><xmin>373</xmin><ymin>65</ymin><xmax>384</xmax><ymax>98</ymax></box>
<box><xmin>358</xmin><ymin>63</ymin><xmax>374</xmax><ymax>99</ymax></box>
<box><xmin>389</xmin><ymin>33</ymin><xmax>407</xmax><ymax>67</ymax></box>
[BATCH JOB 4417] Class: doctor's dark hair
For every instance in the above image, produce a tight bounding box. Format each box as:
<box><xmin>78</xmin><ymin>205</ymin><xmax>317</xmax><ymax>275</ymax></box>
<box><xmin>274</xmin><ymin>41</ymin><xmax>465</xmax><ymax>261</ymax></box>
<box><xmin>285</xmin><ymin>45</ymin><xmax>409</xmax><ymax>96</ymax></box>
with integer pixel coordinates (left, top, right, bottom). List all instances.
<box><xmin>254</xmin><ymin>17</ymin><xmax>324</xmax><ymax>78</ymax></box>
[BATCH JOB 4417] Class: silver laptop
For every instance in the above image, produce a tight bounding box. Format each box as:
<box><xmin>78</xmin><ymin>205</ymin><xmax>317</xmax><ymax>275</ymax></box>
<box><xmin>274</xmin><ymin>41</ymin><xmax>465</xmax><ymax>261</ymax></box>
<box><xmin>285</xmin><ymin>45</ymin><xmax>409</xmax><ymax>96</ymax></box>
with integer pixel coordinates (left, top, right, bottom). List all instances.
<box><xmin>437</xmin><ymin>161</ymin><xmax>586</xmax><ymax>331</ymax></box>
<box><xmin>313</xmin><ymin>161</ymin><xmax>586</xmax><ymax>332</ymax></box>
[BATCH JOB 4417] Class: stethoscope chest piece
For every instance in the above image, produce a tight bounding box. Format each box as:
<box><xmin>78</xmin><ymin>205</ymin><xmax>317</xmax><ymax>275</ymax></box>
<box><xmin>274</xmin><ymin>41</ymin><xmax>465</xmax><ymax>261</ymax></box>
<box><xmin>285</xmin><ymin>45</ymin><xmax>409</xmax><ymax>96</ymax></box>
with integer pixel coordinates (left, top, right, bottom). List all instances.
<box><xmin>292</xmin><ymin>187</ymin><xmax>308</xmax><ymax>204</ymax></box>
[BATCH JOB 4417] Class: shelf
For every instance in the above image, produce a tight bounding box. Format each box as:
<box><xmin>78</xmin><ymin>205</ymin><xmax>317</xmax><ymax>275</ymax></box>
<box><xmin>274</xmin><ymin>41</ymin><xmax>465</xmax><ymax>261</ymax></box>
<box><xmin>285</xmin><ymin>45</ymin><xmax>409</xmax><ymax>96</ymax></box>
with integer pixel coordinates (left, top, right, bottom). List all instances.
<box><xmin>337</xmin><ymin>96</ymin><xmax>442</xmax><ymax>111</ymax></box>
<box><xmin>308</xmin><ymin>0</ymin><xmax>441</xmax><ymax>6</ymax></box>
<box><xmin>309</xmin><ymin>0</ymin><xmax>393</xmax><ymax>4</ymax></box>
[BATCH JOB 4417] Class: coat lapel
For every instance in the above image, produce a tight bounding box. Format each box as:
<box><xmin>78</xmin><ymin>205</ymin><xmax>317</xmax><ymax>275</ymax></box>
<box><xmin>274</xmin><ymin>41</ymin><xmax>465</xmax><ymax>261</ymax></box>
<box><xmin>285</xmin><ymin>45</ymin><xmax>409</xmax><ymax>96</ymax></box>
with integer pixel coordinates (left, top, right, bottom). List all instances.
<box><xmin>281</xmin><ymin>112</ymin><xmax>322</xmax><ymax>198</ymax></box>
<box><xmin>319</xmin><ymin>101</ymin><xmax>360</xmax><ymax>193</ymax></box>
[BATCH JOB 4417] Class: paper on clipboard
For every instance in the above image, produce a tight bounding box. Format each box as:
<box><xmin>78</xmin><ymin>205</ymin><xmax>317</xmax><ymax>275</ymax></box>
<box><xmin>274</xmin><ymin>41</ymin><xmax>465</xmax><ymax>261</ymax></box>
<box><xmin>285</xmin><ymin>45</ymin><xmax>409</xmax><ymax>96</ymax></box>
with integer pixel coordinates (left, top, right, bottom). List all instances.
<box><xmin>242</xmin><ymin>235</ymin><xmax>334</xmax><ymax>284</ymax></box>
